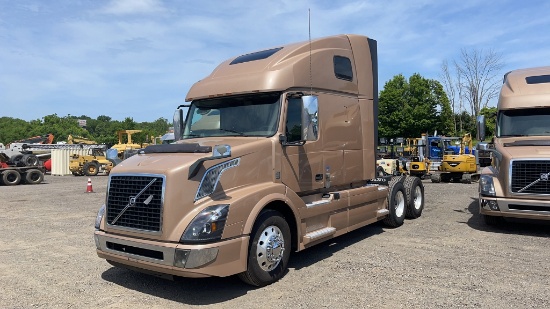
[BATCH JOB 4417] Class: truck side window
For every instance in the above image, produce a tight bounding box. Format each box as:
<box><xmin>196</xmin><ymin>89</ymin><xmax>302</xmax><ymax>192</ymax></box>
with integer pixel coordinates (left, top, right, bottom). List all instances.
<box><xmin>286</xmin><ymin>98</ymin><xmax>302</xmax><ymax>142</ymax></box>
<box><xmin>334</xmin><ymin>56</ymin><xmax>353</xmax><ymax>81</ymax></box>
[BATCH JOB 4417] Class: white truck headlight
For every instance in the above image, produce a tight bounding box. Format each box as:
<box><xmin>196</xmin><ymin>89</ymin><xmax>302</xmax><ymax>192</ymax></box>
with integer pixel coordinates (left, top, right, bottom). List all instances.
<box><xmin>181</xmin><ymin>204</ymin><xmax>229</xmax><ymax>243</ymax></box>
<box><xmin>95</xmin><ymin>204</ymin><xmax>106</xmax><ymax>230</ymax></box>
<box><xmin>479</xmin><ymin>175</ymin><xmax>496</xmax><ymax>196</ymax></box>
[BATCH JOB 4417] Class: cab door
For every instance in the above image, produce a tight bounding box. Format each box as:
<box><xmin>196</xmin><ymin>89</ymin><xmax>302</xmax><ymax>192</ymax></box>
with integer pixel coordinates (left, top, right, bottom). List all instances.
<box><xmin>280</xmin><ymin>96</ymin><xmax>324</xmax><ymax>193</ymax></box>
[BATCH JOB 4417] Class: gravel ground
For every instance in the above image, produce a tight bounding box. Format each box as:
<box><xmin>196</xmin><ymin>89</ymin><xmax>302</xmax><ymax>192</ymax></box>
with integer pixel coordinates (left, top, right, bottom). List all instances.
<box><xmin>1</xmin><ymin>175</ymin><xmax>549</xmax><ymax>309</ymax></box>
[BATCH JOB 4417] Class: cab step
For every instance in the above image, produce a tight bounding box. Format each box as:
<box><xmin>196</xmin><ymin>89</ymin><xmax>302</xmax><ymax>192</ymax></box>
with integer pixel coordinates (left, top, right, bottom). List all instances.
<box><xmin>303</xmin><ymin>227</ymin><xmax>336</xmax><ymax>245</ymax></box>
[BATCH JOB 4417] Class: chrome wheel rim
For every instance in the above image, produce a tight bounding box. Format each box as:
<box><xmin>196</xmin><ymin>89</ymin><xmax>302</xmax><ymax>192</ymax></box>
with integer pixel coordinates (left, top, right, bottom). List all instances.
<box><xmin>256</xmin><ymin>225</ymin><xmax>285</xmax><ymax>272</ymax></box>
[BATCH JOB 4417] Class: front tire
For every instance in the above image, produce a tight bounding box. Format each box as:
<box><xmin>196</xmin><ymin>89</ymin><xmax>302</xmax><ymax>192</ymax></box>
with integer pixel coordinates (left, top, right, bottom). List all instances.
<box><xmin>84</xmin><ymin>162</ymin><xmax>99</xmax><ymax>176</ymax></box>
<box><xmin>238</xmin><ymin>210</ymin><xmax>291</xmax><ymax>287</ymax></box>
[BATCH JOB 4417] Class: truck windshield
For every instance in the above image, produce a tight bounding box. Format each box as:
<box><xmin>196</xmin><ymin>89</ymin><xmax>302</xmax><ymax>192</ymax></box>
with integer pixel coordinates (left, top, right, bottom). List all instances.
<box><xmin>182</xmin><ymin>92</ymin><xmax>281</xmax><ymax>138</ymax></box>
<box><xmin>497</xmin><ymin>108</ymin><xmax>550</xmax><ymax>137</ymax></box>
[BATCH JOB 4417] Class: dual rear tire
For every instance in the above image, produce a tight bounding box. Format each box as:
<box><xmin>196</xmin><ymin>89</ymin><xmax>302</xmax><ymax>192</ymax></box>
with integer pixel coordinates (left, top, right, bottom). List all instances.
<box><xmin>0</xmin><ymin>169</ymin><xmax>43</xmax><ymax>186</ymax></box>
<box><xmin>383</xmin><ymin>176</ymin><xmax>425</xmax><ymax>227</ymax></box>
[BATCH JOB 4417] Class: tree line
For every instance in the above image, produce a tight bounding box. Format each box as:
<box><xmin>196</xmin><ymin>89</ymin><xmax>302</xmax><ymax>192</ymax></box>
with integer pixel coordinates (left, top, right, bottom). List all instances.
<box><xmin>0</xmin><ymin>114</ymin><xmax>170</xmax><ymax>146</ymax></box>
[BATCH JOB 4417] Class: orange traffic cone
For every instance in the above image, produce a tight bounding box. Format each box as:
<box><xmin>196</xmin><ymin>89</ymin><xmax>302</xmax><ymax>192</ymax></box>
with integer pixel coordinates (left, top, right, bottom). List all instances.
<box><xmin>86</xmin><ymin>178</ymin><xmax>94</xmax><ymax>193</ymax></box>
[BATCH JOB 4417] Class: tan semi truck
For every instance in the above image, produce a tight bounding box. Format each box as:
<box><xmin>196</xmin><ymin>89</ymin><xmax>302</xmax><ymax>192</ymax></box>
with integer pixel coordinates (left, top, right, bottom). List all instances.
<box><xmin>93</xmin><ymin>34</ymin><xmax>425</xmax><ymax>286</ymax></box>
<box><xmin>478</xmin><ymin>66</ymin><xmax>550</xmax><ymax>225</ymax></box>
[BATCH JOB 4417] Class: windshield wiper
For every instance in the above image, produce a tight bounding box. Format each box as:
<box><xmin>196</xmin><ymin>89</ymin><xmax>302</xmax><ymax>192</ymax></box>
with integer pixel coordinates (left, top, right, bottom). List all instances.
<box><xmin>183</xmin><ymin>134</ymin><xmax>201</xmax><ymax>138</ymax></box>
<box><xmin>219</xmin><ymin>128</ymin><xmax>245</xmax><ymax>136</ymax></box>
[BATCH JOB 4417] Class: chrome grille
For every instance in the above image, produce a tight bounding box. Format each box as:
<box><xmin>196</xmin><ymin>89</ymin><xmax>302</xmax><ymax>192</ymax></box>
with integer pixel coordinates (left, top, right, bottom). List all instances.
<box><xmin>511</xmin><ymin>160</ymin><xmax>550</xmax><ymax>194</ymax></box>
<box><xmin>106</xmin><ymin>175</ymin><xmax>164</xmax><ymax>232</ymax></box>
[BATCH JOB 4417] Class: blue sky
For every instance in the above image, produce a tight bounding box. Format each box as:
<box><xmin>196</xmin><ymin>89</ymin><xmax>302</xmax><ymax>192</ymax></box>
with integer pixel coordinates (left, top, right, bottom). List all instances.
<box><xmin>1</xmin><ymin>0</ymin><xmax>549</xmax><ymax>123</ymax></box>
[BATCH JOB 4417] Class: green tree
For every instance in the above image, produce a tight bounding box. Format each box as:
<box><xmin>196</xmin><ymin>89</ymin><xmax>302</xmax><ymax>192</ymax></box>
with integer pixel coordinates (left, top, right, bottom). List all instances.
<box><xmin>455</xmin><ymin>111</ymin><xmax>475</xmax><ymax>137</ymax></box>
<box><xmin>0</xmin><ymin>114</ymin><xmax>171</xmax><ymax>147</ymax></box>
<box><xmin>479</xmin><ymin>106</ymin><xmax>497</xmax><ymax>139</ymax></box>
<box><xmin>379</xmin><ymin>73</ymin><xmax>453</xmax><ymax>139</ymax></box>
<box><xmin>0</xmin><ymin>117</ymin><xmax>33</xmax><ymax>144</ymax></box>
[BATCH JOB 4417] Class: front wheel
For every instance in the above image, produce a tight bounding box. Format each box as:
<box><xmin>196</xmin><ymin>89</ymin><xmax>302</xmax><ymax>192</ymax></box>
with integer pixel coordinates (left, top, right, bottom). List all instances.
<box><xmin>84</xmin><ymin>162</ymin><xmax>99</xmax><ymax>176</ymax></box>
<box><xmin>238</xmin><ymin>210</ymin><xmax>291</xmax><ymax>287</ymax></box>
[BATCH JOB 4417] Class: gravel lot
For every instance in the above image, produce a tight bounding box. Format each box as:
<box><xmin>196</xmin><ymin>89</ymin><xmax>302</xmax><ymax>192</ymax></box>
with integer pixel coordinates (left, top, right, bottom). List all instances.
<box><xmin>1</xmin><ymin>174</ymin><xmax>549</xmax><ymax>309</ymax></box>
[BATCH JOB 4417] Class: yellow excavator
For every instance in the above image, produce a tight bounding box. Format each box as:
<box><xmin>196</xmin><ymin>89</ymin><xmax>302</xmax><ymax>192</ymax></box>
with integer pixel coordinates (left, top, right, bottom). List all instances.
<box><xmin>431</xmin><ymin>133</ymin><xmax>479</xmax><ymax>184</ymax></box>
<box><xmin>110</xmin><ymin>130</ymin><xmax>147</xmax><ymax>159</ymax></box>
<box><xmin>67</xmin><ymin>134</ymin><xmax>98</xmax><ymax>145</ymax></box>
<box><xmin>407</xmin><ymin>135</ymin><xmax>431</xmax><ymax>179</ymax></box>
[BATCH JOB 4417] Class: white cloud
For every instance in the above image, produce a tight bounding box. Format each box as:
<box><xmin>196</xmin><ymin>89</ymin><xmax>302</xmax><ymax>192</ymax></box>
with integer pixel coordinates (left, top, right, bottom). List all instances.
<box><xmin>100</xmin><ymin>0</ymin><xmax>167</xmax><ymax>15</ymax></box>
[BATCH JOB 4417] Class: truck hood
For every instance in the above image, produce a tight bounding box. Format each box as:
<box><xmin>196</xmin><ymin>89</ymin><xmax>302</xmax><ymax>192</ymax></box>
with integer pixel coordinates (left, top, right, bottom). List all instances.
<box><xmin>496</xmin><ymin>137</ymin><xmax>550</xmax><ymax>158</ymax></box>
<box><xmin>112</xmin><ymin>137</ymin><xmax>266</xmax><ymax>174</ymax></box>
<box><xmin>106</xmin><ymin>137</ymin><xmax>276</xmax><ymax>241</ymax></box>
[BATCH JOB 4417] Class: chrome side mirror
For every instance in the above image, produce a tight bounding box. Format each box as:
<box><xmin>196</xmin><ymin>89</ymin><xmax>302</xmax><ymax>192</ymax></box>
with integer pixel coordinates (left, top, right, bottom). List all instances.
<box><xmin>476</xmin><ymin>115</ymin><xmax>486</xmax><ymax>141</ymax></box>
<box><xmin>301</xmin><ymin>95</ymin><xmax>319</xmax><ymax>141</ymax></box>
<box><xmin>173</xmin><ymin>108</ymin><xmax>184</xmax><ymax>142</ymax></box>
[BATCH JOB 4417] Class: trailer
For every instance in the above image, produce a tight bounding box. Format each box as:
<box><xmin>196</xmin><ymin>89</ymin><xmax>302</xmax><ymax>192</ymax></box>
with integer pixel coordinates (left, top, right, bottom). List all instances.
<box><xmin>0</xmin><ymin>153</ymin><xmax>45</xmax><ymax>186</ymax></box>
<box><xmin>0</xmin><ymin>166</ymin><xmax>45</xmax><ymax>186</ymax></box>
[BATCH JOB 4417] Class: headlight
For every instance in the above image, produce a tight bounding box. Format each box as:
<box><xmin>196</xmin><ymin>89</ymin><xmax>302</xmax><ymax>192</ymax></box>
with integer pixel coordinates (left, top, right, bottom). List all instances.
<box><xmin>181</xmin><ymin>204</ymin><xmax>229</xmax><ymax>243</ymax></box>
<box><xmin>95</xmin><ymin>204</ymin><xmax>106</xmax><ymax>230</ymax></box>
<box><xmin>479</xmin><ymin>175</ymin><xmax>496</xmax><ymax>196</ymax></box>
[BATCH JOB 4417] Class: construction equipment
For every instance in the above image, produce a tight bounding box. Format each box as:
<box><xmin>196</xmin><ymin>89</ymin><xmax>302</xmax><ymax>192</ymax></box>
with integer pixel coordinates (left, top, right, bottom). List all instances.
<box><xmin>0</xmin><ymin>134</ymin><xmax>55</xmax><ymax>167</ymax></box>
<box><xmin>431</xmin><ymin>133</ymin><xmax>479</xmax><ymax>183</ymax></box>
<box><xmin>0</xmin><ymin>153</ymin><xmax>45</xmax><ymax>186</ymax></box>
<box><xmin>67</xmin><ymin>134</ymin><xmax>98</xmax><ymax>145</ymax></box>
<box><xmin>376</xmin><ymin>138</ymin><xmax>408</xmax><ymax>176</ymax></box>
<box><xmin>406</xmin><ymin>135</ymin><xmax>431</xmax><ymax>179</ymax></box>
<box><xmin>9</xmin><ymin>133</ymin><xmax>54</xmax><ymax>145</ymax></box>
<box><xmin>110</xmin><ymin>130</ymin><xmax>146</xmax><ymax>158</ymax></box>
<box><xmin>69</xmin><ymin>146</ymin><xmax>114</xmax><ymax>176</ymax></box>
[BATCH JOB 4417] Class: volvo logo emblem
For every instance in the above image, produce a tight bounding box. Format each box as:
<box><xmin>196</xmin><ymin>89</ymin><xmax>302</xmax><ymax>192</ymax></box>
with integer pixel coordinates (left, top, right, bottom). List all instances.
<box><xmin>129</xmin><ymin>196</ymin><xmax>137</xmax><ymax>206</ymax></box>
<box><xmin>541</xmin><ymin>173</ymin><xmax>550</xmax><ymax>181</ymax></box>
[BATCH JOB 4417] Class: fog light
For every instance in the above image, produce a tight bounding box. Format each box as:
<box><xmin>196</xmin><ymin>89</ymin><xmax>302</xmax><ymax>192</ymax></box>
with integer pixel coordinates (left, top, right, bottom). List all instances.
<box><xmin>94</xmin><ymin>234</ymin><xmax>100</xmax><ymax>250</ymax></box>
<box><xmin>488</xmin><ymin>200</ymin><xmax>500</xmax><ymax>211</ymax></box>
<box><xmin>186</xmin><ymin>248</ymin><xmax>219</xmax><ymax>269</ymax></box>
<box><xmin>174</xmin><ymin>249</ymin><xmax>191</xmax><ymax>268</ymax></box>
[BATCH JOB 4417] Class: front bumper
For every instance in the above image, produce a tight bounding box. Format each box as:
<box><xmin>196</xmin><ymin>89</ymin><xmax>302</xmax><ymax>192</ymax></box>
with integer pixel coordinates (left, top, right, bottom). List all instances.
<box><xmin>479</xmin><ymin>195</ymin><xmax>550</xmax><ymax>221</ymax></box>
<box><xmin>94</xmin><ymin>231</ymin><xmax>249</xmax><ymax>278</ymax></box>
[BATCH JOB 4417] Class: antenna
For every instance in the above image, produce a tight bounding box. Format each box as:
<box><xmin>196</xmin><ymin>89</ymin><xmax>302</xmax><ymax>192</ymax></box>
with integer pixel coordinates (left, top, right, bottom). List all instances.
<box><xmin>308</xmin><ymin>8</ymin><xmax>312</xmax><ymax>95</ymax></box>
